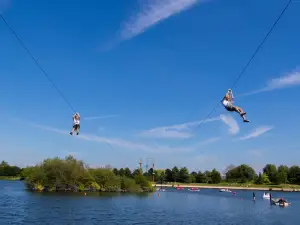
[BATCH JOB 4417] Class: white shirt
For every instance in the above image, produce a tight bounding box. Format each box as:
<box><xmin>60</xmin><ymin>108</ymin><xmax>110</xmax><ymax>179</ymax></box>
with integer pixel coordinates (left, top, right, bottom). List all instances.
<box><xmin>73</xmin><ymin>115</ymin><xmax>80</xmax><ymax>124</ymax></box>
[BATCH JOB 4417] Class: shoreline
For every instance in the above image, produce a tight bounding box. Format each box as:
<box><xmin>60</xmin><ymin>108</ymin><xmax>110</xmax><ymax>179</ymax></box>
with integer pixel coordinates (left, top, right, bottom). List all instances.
<box><xmin>153</xmin><ymin>184</ymin><xmax>300</xmax><ymax>192</ymax></box>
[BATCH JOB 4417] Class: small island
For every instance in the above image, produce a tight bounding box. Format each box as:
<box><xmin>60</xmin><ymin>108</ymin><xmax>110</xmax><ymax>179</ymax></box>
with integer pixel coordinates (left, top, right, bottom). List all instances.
<box><xmin>20</xmin><ymin>155</ymin><xmax>153</xmax><ymax>193</ymax></box>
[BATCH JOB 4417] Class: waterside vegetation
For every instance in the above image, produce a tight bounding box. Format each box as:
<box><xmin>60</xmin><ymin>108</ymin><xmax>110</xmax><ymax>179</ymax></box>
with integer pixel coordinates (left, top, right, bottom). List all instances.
<box><xmin>20</xmin><ymin>156</ymin><xmax>153</xmax><ymax>193</ymax></box>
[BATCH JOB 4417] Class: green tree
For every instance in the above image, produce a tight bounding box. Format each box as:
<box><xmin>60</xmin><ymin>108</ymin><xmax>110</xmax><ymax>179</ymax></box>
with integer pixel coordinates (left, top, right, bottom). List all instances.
<box><xmin>165</xmin><ymin>169</ymin><xmax>173</xmax><ymax>182</ymax></box>
<box><xmin>262</xmin><ymin>173</ymin><xmax>270</xmax><ymax>184</ymax></box>
<box><xmin>112</xmin><ymin>168</ymin><xmax>119</xmax><ymax>175</ymax></box>
<box><xmin>204</xmin><ymin>171</ymin><xmax>212</xmax><ymax>183</ymax></box>
<box><xmin>124</xmin><ymin>167</ymin><xmax>132</xmax><ymax>178</ymax></box>
<box><xmin>226</xmin><ymin>164</ymin><xmax>256</xmax><ymax>183</ymax></box>
<box><xmin>211</xmin><ymin>169</ymin><xmax>221</xmax><ymax>184</ymax></box>
<box><xmin>263</xmin><ymin>164</ymin><xmax>277</xmax><ymax>183</ymax></box>
<box><xmin>179</xmin><ymin>167</ymin><xmax>190</xmax><ymax>183</ymax></box>
<box><xmin>118</xmin><ymin>168</ymin><xmax>125</xmax><ymax>177</ymax></box>
<box><xmin>255</xmin><ymin>172</ymin><xmax>263</xmax><ymax>184</ymax></box>
<box><xmin>132</xmin><ymin>168</ymin><xmax>142</xmax><ymax>177</ymax></box>
<box><xmin>275</xmin><ymin>165</ymin><xmax>288</xmax><ymax>184</ymax></box>
<box><xmin>196</xmin><ymin>171</ymin><xmax>207</xmax><ymax>183</ymax></box>
<box><xmin>288</xmin><ymin>166</ymin><xmax>300</xmax><ymax>184</ymax></box>
<box><xmin>190</xmin><ymin>172</ymin><xmax>197</xmax><ymax>183</ymax></box>
<box><xmin>171</xmin><ymin>166</ymin><xmax>179</xmax><ymax>182</ymax></box>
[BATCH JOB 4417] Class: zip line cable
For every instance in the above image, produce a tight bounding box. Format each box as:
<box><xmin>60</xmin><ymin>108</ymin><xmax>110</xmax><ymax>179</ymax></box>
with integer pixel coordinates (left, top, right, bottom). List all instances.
<box><xmin>0</xmin><ymin>14</ymin><xmax>114</xmax><ymax>149</ymax></box>
<box><xmin>192</xmin><ymin>0</ymin><xmax>292</xmax><ymax>132</ymax></box>
<box><xmin>0</xmin><ymin>14</ymin><xmax>76</xmax><ymax>113</ymax></box>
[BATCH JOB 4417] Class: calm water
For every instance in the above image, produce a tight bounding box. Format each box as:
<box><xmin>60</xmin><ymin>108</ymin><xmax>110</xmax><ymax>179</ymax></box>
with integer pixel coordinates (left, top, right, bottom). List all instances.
<box><xmin>1</xmin><ymin>181</ymin><xmax>299</xmax><ymax>224</ymax></box>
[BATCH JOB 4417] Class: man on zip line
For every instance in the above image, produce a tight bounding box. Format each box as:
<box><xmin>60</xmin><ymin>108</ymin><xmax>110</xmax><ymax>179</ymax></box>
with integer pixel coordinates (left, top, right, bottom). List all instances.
<box><xmin>221</xmin><ymin>89</ymin><xmax>249</xmax><ymax>123</ymax></box>
<box><xmin>70</xmin><ymin>112</ymin><xmax>80</xmax><ymax>135</ymax></box>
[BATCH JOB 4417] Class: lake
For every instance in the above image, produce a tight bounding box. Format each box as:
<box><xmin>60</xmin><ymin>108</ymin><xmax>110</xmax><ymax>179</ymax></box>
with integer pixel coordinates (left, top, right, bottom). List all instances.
<box><xmin>0</xmin><ymin>181</ymin><xmax>299</xmax><ymax>224</ymax></box>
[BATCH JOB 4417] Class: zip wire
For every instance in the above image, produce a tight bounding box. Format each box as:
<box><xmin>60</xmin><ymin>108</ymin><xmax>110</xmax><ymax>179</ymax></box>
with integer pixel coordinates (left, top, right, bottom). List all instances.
<box><xmin>193</xmin><ymin>0</ymin><xmax>292</xmax><ymax>132</ymax></box>
<box><xmin>0</xmin><ymin>14</ymin><xmax>76</xmax><ymax>113</ymax></box>
<box><xmin>1</xmin><ymin>14</ymin><xmax>114</xmax><ymax>149</ymax></box>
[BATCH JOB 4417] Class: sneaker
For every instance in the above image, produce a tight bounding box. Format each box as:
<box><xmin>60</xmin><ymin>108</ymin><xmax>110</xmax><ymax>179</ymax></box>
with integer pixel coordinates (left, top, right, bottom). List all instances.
<box><xmin>244</xmin><ymin>119</ymin><xmax>249</xmax><ymax>123</ymax></box>
<box><xmin>70</xmin><ymin>132</ymin><xmax>73</xmax><ymax>135</ymax></box>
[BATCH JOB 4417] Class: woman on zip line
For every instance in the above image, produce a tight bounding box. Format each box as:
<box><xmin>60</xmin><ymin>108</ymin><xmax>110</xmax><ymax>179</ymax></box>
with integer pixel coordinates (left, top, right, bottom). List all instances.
<box><xmin>70</xmin><ymin>112</ymin><xmax>80</xmax><ymax>135</ymax></box>
<box><xmin>221</xmin><ymin>89</ymin><xmax>249</xmax><ymax>123</ymax></box>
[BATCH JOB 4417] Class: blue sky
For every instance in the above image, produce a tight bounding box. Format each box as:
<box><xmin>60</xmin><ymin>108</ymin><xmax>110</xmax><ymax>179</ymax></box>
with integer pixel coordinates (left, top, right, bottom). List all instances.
<box><xmin>1</xmin><ymin>0</ymin><xmax>300</xmax><ymax>173</ymax></box>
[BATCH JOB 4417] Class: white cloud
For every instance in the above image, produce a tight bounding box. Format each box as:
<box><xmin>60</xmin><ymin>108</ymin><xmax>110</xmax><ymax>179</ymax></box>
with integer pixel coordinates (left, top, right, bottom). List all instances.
<box><xmin>239</xmin><ymin>126</ymin><xmax>274</xmax><ymax>141</ymax></box>
<box><xmin>220</xmin><ymin>114</ymin><xmax>240</xmax><ymax>135</ymax></box>
<box><xmin>83</xmin><ymin>114</ymin><xmax>118</xmax><ymax>120</ymax></box>
<box><xmin>138</xmin><ymin>117</ymin><xmax>220</xmax><ymax>139</ymax></box>
<box><xmin>120</xmin><ymin>0</ymin><xmax>206</xmax><ymax>40</ymax></box>
<box><xmin>240</xmin><ymin>71</ymin><xmax>300</xmax><ymax>96</ymax></box>
<box><xmin>26</xmin><ymin>122</ymin><xmax>193</xmax><ymax>154</ymax></box>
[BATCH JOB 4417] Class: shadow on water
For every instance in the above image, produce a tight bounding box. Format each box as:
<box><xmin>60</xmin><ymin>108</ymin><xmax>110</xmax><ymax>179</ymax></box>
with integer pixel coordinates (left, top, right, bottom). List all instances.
<box><xmin>26</xmin><ymin>191</ymin><xmax>153</xmax><ymax>199</ymax></box>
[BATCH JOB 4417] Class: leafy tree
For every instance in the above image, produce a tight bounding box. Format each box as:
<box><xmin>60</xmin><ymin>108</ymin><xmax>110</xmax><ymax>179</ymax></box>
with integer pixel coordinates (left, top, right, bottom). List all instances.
<box><xmin>263</xmin><ymin>164</ymin><xmax>277</xmax><ymax>183</ymax></box>
<box><xmin>211</xmin><ymin>169</ymin><xmax>221</xmax><ymax>184</ymax></box>
<box><xmin>171</xmin><ymin>167</ymin><xmax>179</xmax><ymax>182</ymax></box>
<box><xmin>226</xmin><ymin>164</ymin><xmax>256</xmax><ymax>183</ymax></box>
<box><xmin>288</xmin><ymin>166</ymin><xmax>300</xmax><ymax>184</ymax></box>
<box><xmin>132</xmin><ymin>169</ymin><xmax>142</xmax><ymax>177</ymax></box>
<box><xmin>124</xmin><ymin>167</ymin><xmax>132</xmax><ymax>178</ymax></box>
<box><xmin>179</xmin><ymin>167</ymin><xmax>190</xmax><ymax>183</ymax></box>
<box><xmin>255</xmin><ymin>172</ymin><xmax>263</xmax><ymax>184</ymax></box>
<box><xmin>275</xmin><ymin>165</ymin><xmax>288</xmax><ymax>184</ymax></box>
<box><xmin>262</xmin><ymin>173</ymin><xmax>270</xmax><ymax>184</ymax></box>
<box><xmin>190</xmin><ymin>171</ymin><xmax>197</xmax><ymax>183</ymax></box>
<box><xmin>165</xmin><ymin>169</ymin><xmax>173</xmax><ymax>182</ymax></box>
<box><xmin>118</xmin><ymin>168</ymin><xmax>125</xmax><ymax>177</ymax></box>
<box><xmin>112</xmin><ymin>168</ymin><xmax>119</xmax><ymax>176</ymax></box>
<box><xmin>196</xmin><ymin>171</ymin><xmax>207</xmax><ymax>183</ymax></box>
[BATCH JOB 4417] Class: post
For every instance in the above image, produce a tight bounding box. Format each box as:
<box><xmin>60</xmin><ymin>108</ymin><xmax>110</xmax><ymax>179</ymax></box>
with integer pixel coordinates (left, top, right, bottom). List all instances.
<box><xmin>152</xmin><ymin>162</ymin><xmax>155</xmax><ymax>182</ymax></box>
<box><xmin>139</xmin><ymin>159</ymin><xmax>143</xmax><ymax>175</ymax></box>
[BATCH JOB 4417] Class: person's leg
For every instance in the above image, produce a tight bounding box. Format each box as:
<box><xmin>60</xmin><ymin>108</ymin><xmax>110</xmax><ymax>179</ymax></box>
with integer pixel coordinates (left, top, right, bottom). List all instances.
<box><xmin>76</xmin><ymin>124</ymin><xmax>80</xmax><ymax>135</ymax></box>
<box><xmin>233</xmin><ymin>106</ymin><xmax>249</xmax><ymax>122</ymax></box>
<box><xmin>70</xmin><ymin>125</ymin><xmax>76</xmax><ymax>135</ymax></box>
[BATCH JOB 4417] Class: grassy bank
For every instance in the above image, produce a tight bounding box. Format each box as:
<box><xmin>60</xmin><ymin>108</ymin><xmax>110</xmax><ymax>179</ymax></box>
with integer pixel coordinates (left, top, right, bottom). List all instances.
<box><xmin>0</xmin><ymin>176</ymin><xmax>20</xmax><ymax>180</ymax></box>
<box><xmin>153</xmin><ymin>182</ymin><xmax>300</xmax><ymax>191</ymax></box>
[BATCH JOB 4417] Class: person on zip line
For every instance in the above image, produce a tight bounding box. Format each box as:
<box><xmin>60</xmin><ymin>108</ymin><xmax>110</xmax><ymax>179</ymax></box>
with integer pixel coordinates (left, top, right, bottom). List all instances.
<box><xmin>221</xmin><ymin>89</ymin><xmax>249</xmax><ymax>123</ymax></box>
<box><xmin>70</xmin><ymin>112</ymin><xmax>80</xmax><ymax>135</ymax></box>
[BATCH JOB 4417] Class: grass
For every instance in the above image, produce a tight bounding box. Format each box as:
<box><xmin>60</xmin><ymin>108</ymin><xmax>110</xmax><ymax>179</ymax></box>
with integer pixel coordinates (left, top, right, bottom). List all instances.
<box><xmin>154</xmin><ymin>182</ymin><xmax>300</xmax><ymax>189</ymax></box>
<box><xmin>0</xmin><ymin>176</ymin><xmax>21</xmax><ymax>180</ymax></box>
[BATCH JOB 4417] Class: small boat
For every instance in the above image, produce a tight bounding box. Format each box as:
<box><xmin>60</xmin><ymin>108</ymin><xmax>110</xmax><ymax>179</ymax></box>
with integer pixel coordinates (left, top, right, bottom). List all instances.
<box><xmin>219</xmin><ymin>188</ymin><xmax>232</xmax><ymax>192</ymax></box>
<box><xmin>271</xmin><ymin>198</ymin><xmax>291</xmax><ymax>207</ymax></box>
<box><xmin>262</xmin><ymin>192</ymin><xmax>270</xmax><ymax>199</ymax></box>
<box><xmin>176</xmin><ymin>187</ymin><xmax>184</xmax><ymax>190</ymax></box>
<box><xmin>188</xmin><ymin>187</ymin><xmax>200</xmax><ymax>192</ymax></box>
<box><xmin>158</xmin><ymin>188</ymin><xmax>166</xmax><ymax>192</ymax></box>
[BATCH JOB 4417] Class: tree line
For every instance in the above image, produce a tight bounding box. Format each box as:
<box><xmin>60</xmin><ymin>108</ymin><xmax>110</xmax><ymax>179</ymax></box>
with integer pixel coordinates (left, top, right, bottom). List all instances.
<box><xmin>112</xmin><ymin>164</ymin><xmax>300</xmax><ymax>185</ymax></box>
<box><xmin>0</xmin><ymin>161</ymin><xmax>22</xmax><ymax>177</ymax></box>
<box><xmin>2</xmin><ymin>158</ymin><xmax>300</xmax><ymax>186</ymax></box>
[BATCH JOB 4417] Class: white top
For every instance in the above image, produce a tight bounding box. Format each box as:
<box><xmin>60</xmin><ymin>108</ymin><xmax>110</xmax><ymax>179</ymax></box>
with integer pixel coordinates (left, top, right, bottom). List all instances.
<box><xmin>73</xmin><ymin>114</ymin><xmax>80</xmax><ymax>124</ymax></box>
<box><xmin>222</xmin><ymin>99</ymin><xmax>230</xmax><ymax>107</ymax></box>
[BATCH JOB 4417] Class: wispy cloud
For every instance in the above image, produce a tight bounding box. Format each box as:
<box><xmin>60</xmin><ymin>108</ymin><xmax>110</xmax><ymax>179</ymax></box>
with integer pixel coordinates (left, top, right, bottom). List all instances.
<box><xmin>220</xmin><ymin>114</ymin><xmax>240</xmax><ymax>135</ymax></box>
<box><xmin>240</xmin><ymin>71</ymin><xmax>300</xmax><ymax>96</ymax></box>
<box><xmin>120</xmin><ymin>0</ymin><xmax>205</xmax><ymax>41</ymax></box>
<box><xmin>138</xmin><ymin>117</ymin><xmax>220</xmax><ymax>139</ymax></box>
<box><xmin>27</xmin><ymin>122</ymin><xmax>192</xmax><ymax>154</ymax></box>
<box><xmin>239</xmin><ymin>126</ymin><xmax>274</xmax><ymax>141</ymax></box>
<box><xmin>83</xmin><ymin>114</ymin><xmax>118</xmax><ymax>121</ymax></box>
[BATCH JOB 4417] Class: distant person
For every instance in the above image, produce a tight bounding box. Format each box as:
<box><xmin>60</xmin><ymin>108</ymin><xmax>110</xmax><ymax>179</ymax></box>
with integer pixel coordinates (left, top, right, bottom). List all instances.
<box><xmin>252</xmin><ymin>192</ymin><xmax>255</xmax><ymax>201</ymax></box>
<box><xmin>70</xmin><ymin>112</ymin><xmax>80</xmax><ymax>135</ymax></box>
<box><xmin>221</xmin><ymin>89</ymin><xmax>249</xmax><ymax>122</ymax></box>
